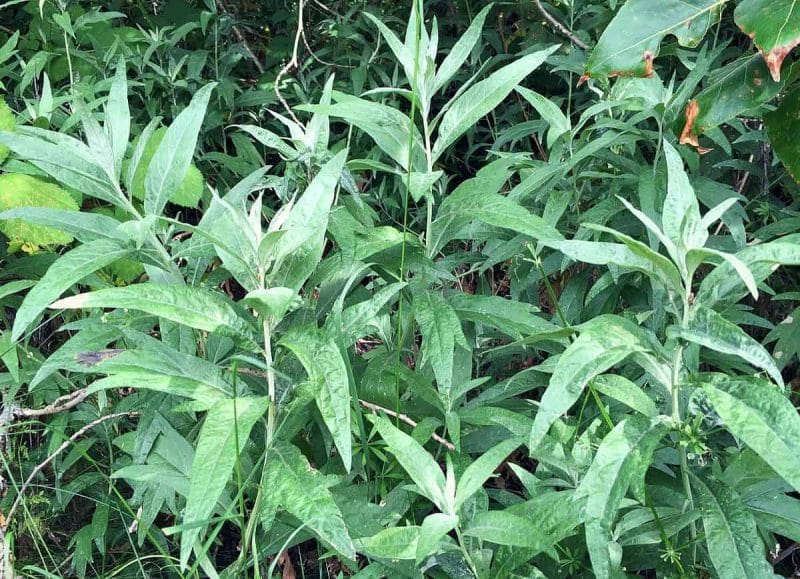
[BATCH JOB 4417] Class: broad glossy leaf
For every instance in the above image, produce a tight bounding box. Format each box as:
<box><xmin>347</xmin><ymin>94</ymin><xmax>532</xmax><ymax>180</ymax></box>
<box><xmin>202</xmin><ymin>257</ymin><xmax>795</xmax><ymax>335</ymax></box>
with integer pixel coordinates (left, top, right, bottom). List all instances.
<box><xmin>50</xmin><ymin>284</ymin><xmax>260</xmax><ymax>351</ymax></box>
<box><xmin>145</xmin><ymin>83</ymin><xmax>215</xmax><ymax>216</ymax></box>
<box><xmin>530</xmin><ymin>315</ymin><xmax>655</xmax><ymax>450</ymax></box>
<box><xmin>675</xmin><ymin>305</ymin><xmax>783</xmax><ymax>386</ymax></box>
<box><xmin>464</xmin><ymin>510</ymin><xmax>552</xmax><ymax>548</ymax></box>
<box><xmin>432</xmin><ymin>45</ymin><xmax>558</xmax><ymax>160</ymax></box>
<box><xmin>735</xmin><ymin>0</ymin><xmax>800</xmax><ymax>81</ymax></box>
<box><xmin>280</xmin><ymin>327</ymin><xmax>352</xmax><ymax>471</ymax></box>
<box><xmin>370</xmin><ymin>415</ymin><xmax>447</xmax><ymax>511</ymax></box>
<box><xmin>414</xmin><ymin>289</ymin><xmax>470</xmax><ymax>406</ymax></box>
<box><xmin>765</xmin><ymin>88</ymin><xmax>800</xmax><ymax>182</ymax></box>
<box><xmin>261</xmin><ymin>441</ymin><xmax>356</xmax><ymax>560</ymax></box>
<box><xmin>701</xmin><ymin>375</ymin><xmax>800</xmax><ymax>491</ymax></box>
<box><xmin>574</xmin><ymin>416</ymin><xmax>667</xmax><ymax>579</ymax></box>
<box><xmin>748</xmin><ymin>494</ymin><xmax>800</xmax><ymax>543</ymax></box>
<box><xmin>13</xmin><ymin>238</ymin><xmax>132</xmax><ymax>341</ymax></box>
<box><xmin>680</xmin><ymin>55</ymin><xmax>784</xmax><ymax>147</ymax></box>
<box><xmin>269</xmin><ymin>150</ymin><xmax>347</xmax><ymax>291</ymax></box>
<box><xmin>180</xmin><ymin>396</ymin><xmax>268</xmax><ymax>567</ymax></box>
<box><xmin>584</xmin><ymin>0</ymin><xmax>727</xmax><ymax>80</ymax></box>
<box><xmin>691</xmin><ymin>474</ymin><xmax>775</xmax><ymax>578</ymax></box>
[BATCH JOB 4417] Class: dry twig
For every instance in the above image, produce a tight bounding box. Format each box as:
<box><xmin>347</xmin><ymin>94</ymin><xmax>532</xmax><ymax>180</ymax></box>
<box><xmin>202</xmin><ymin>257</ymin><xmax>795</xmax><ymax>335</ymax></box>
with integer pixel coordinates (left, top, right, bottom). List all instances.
<box><xmin>359</xmin><ymin>399</ymin><xmax>456</xmax><ymax>451</ymax></box>
<box><xmin>275</xmin><ymin>0</ymin><xmax>306</xmax><ymax>127</ymax></box>
<box><xmin>532</xmin><ymin>0</ymin><xmax>589</xmax><ymax>50</ymax></box>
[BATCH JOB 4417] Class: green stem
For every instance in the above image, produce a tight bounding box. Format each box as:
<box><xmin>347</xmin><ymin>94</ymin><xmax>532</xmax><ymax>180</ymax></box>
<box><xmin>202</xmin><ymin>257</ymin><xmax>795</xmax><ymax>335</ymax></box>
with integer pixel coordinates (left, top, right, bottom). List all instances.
<box><xmin>263</xmin><ymin>318</ymin><xmax>276</xmax><ymax>444</ymax></box>
<box><xmin>455</xmin><ymin>526</ymin><xmax>480</xmax><ymax>578</ymax></box>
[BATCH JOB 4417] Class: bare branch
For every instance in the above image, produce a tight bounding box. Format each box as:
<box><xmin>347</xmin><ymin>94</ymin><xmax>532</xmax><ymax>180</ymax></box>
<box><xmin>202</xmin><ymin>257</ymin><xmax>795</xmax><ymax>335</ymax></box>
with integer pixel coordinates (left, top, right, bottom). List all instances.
<box><xmin>219</xmin><ymin>0</ymin><xmax>265</xmax><ymax>75</ymax></box>
<box><xmin>359</xmin><ymin>399</ymin><xmax>456</xmax><ymax>451</ymax></box>
<box><xmin>275</xmin><ymin>0</ymin><xmax>306</xmax><ymax>127</ymax></box>
<box><xmin>532</xmin><ymin>0</ymin><xmax>589</xmax><ymax>50</ymax></box>
<box><xmin>14</xmin><ymin>388</ymin><xmax>89</xmax><ymax>419</ymax></box>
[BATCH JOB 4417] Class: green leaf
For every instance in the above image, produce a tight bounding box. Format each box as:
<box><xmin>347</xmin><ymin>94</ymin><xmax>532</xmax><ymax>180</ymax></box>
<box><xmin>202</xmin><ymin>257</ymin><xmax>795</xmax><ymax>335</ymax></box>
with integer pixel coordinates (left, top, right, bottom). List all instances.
<box><xmin>105</xmin><ymin>57</ymin><xmax>130</xmax><ymax>177</ymax></box>
<box><xmin>180</xmin><ymin>396</ymin><xmax>268</xmax><ymax>568</ymax></box>
<box><xmin>0</xmin><ymin>96</ymin><xmax>16</xmax><ymax>165</ymax></box>
<box><xmin>369</xmin><ymin>415</ymin><xmax>447</xmax><ymax>511</ymax></box>
<box><xmin>0</xmin><ymin>174</ymin><xmax>79</xmax><ymax>250</ymax></box>
<box><xmin>530</xmin><ymin>315</ymin><xmax>655</xmax><ymax>450</ymax></box>
<box><xmin>574</xmin><ymin>416</ymin><xmax>668</xmax><ymax>579</ymax></box>
<box><xmin>235</xmin><ymin>125</ymin><xmax>299</xmax><ymax>159</ymax></box>
<box><xmin>0</xmin><ymin>129</ymin><xmax>125</xmax><ymax>208</ymax></box>
<box><xmin>144</xmin><ymin>83</ymin><xmax>215</xmax><ymax>216</ymax></box>
<box><xmin>354</xmin><ymin>526</ymin><xmax>421</xmax><ymax>560</ymax></box>
<box><xmin>691</xmin><ymin>473</ymin><xmax>775</xmax><ymax>578</ymax></box>
<box><xmin>765</xmin><ymin>88</ymin><xmax>800</xmax><ymax>182</ymax></box>
<box><xmin>13</xmin><ymin>238</ymin><xmax>132</xmax><ymax>341</ymax></box>
<box><xmin>700</xmin><ymin>375</ymin><xmax>800</xmax><ymax>492</ymax></box>
<box><xmin>432</xmin><ymin>45</ymin><xmax>559</xmax><ymax>160</ymax></box>
<box><xmin>333</xmin><ymin>282</ymin><xmax>404</xmax><ymax>346</ymax></box>
<box><xmin>675</xmin><ymin>305</ymin><xmax>783</xmax><ymax>387</ymax></box>
<box><xmin>516</xmin><ymin>86</ymin><xmax>570</xmax><ymax>148</ymax></box>
<box><xmin>464</xmin><ymin>510</ymin><xmax>553</xmax><ymax>548</ymax></box>
<box><xmin>584</xmin><ymin>0</ymin><xmax>727</xmax><ymax>79</ymax></box>
<box><xmin>416</xmin><ymin>513</ymin><xmax>458</xmax><ymax>563</ymax></box>
<box><xmin>679</xmin><ymin>55</ymin><xmax>785</xmax><ymax>147</ymax></box>
<box><xmin>0</xmin><ymin>207</ymin><xmax>123</xmax><ymax>243</ymax></box>
<box><xmin>432</xmin><ymin>4</ymin><xmax>493</xmax><ymax>94</ymax></box>
<box><xmin>735</xmin><ymin>0</ymin><xmax>800</xmax><ymax>81</ymax></box>
<box><xmin>414</xmin><ymin>289</ymin><xmax>470</xmax><ymax>406</ymax></box>
<box><xmin>455</xmin><ymin>437</ymin><xmax>522</xmax><ymax>510</ymax></box>
<box><xmin>593</xmin><ymin>374</ymin><xmax>658</xmax><ymax>418</ymax></box>
<box><xmin>269</xmin><ymin>150</ymin><xmax>347</xmax><ymax>291</ymax></box>
<box><xmin>50</xmin><ymin>284</ymin><xmax>260</xmax><ymax>351</ymax></box>
<box><xmin>662</xmin><ymin>140</ymin><xmax>701</xmax><ymax>252</ymax></box>
<box><xmin>447</xmin><ymin>293</ymin><xmax>559</xmax><ymax>340</ymax></box>
<box><xmin>280</xmin><ymin>328</ymin><xmax>352</xmax><ymax>471</ymax></box>
<box><xmin>298</xmin><ymin>95</ymin><xmax>424</xmax><ymax>171</ymax></box>
<box><xmin>202</xmin><ymin>194</ymin><xmax>259</xmax><ymax>291</ymax></box>
<box><xmin>261</xmin><ymin>441</ymin><xmax>356</xmax><ymax>560</ymax></box>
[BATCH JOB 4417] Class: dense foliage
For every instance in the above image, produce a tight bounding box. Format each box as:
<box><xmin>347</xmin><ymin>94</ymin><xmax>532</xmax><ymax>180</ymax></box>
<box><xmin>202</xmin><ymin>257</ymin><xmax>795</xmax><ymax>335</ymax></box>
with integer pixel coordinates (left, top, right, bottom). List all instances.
<box><xmin>1</xmin><ymin>0</ymin><xmax>800</xmax><ymax>577</ymax></box>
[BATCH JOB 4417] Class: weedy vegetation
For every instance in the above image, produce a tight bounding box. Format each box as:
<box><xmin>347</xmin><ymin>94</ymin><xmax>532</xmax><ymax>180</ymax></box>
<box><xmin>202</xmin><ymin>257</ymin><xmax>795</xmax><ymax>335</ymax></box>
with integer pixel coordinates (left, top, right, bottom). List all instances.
<box><xmin>1</xmin><ymin>0</ymin><xmax>800</xmax><ymax>577</ymax></box>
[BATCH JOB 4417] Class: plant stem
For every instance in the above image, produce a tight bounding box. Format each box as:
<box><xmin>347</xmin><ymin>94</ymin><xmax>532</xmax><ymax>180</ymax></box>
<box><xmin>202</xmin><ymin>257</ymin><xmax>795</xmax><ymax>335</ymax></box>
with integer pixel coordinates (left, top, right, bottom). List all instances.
<box><xmin>455</xmin><ymin>526</ymin><xmax>480</xmax><ymax>578</ymax></box>
<box><xmin>263</xmin><ymin>318</ymin><xmax>276</xmax><ymax>444</ymax></box>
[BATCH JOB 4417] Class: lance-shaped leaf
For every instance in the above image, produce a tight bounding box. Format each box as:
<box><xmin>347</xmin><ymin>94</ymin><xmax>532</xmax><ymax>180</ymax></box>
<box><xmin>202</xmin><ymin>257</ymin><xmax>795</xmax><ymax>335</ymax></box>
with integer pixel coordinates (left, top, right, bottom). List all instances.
<box><xmin>13</xmin><ymin>238</ymin><xmax>133</xmax><ymax>341</ymax></box>
<box><xmin>662</xmin><ymin>140</ymin><xmax>701</xmax><ymax>252</ymax></box>
<box><xmin>369</xmin><ymin>415</ymin><xmax>447</xmax><ymax>512</ymax></box>
<box><xmin>414</xmin><ymin>289</ymin><xmax>470</xmax><ymax>406</ymax></box>
<box><xmin>530</xmin><ymin>315</ymin><xmax>655</xmax><ymax>450</ymax></box>
<box><xmin>700</xmin><ymin>375</ymin><xmax>800</xmax><ymax>491</ymax></box>
<box><xmin>432</xmin><ymin>3</ymin><xmax>493</xmax><ymax>94</ymax></box>
<box><xmin>105</xmin><ymin>57</ymin><xmax>130</xmax><ymax>177</ymax></box>
<box><xmin>447</xmin><ymin>293</ymin><xmax>561</xmax><ymax>340</ymax></box>
<box><xmin>734</xmin><ymin>0</ymin><xmax>800</xmax><ymax>81</ymax></box>
<box><xmin>574</xmin><ymin>416</ymin><xmax>668</xmax><ymax>579</ymax></box>
<box><xmin>584</xmin><ymin>0</ymin><xmax>727</xmax><ymax>80</ymax></box>
<box><xmin>51</xmin><ymin>284</ymin><xmax>260</xmax><ymax>351</ymax></box>
<box><xmin>691</xmin><ymin>473</ymin><xmax>775</xmax><ymax>578</ymax></box>
<box><xmin>674</xmin><ymin>305</ymin><xmax>783</xmax><ymax>387</ymax></box>
<box><xmin>432</xmin><ymin>45</ymin><xmax>559</xmax><ymax>160</ymax></box>
<box><xmin>0</xmin><ymin>207</ymin><xmax>123</xmax><ymax>243</ymax></box>
<box><xmin>354</xmin><ymin>526</ymin><xmax>422</xmax><ymax>560</ymax></box>
<box><xmin>593</xmin><ymin>374</ymin><xmax>658</xmax><ymax>418</ymax></box>
<box><xmin>268</xmin><ymin>150</ymin><xmax>347</xmax><ymax>291</ymax></box>
<box><xmin>260</xmin><ymin>441</ymin><xmax>356</xmax><ymax>560</ymax></box>
<box><xmin>464</xmin><ymin>510</ymin><xmax>554</xmax><ymax>548</ymax></box>
<box><xmin>765</xmin><ymin>88</ymin><xmax>800</xmax><ymax>183</ymax></box>
<box><xmin>455</xmin><ymin>437</ymin><xmax>522</xmax><ymax>510</ymax></box>
<box><xmin>145</xmin><ymin>83</ymin><xmax>216</xmax><ymax>216</ymax></box>
<box><xmin>180</xmin><ymin>396</ymin><xmax>268</xmax><ymax>568</ymax></box>
<box><xmin>298</xmin><ymin>95</ymin><xmax>424</xmax><ymax>171</ymax></box>
<box><xmin>280</xmin><ymin>327</ymin><xmax>352</xmax><ymax>471</ymax></box>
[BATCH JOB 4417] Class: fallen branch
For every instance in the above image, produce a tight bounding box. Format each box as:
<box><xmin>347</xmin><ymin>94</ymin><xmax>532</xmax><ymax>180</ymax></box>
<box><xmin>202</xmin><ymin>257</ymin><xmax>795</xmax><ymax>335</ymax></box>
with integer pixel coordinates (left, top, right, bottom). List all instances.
<box><xmin>359</xmin><ymin>399</ymin><xmax>455</xmax><ymax>451</ymax></box>
<box><xmin>14</xmin><ymin>388</ymin><xmax>89</xmax><ymax>419</ymax></box>
<box><xmin>532</xmin><ymin>0</ymin><xmax>589</xmax><ymax>50</ymax></box>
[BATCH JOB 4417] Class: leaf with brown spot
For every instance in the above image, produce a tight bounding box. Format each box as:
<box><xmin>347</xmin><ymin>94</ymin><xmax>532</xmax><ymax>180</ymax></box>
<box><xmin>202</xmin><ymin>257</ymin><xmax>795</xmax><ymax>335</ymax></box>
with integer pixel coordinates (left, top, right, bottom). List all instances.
<box><xmin>676</xmin><ymin>54</ymin><xmax>785</xmax><ymax>148</ymax></box>
<box><xmin>735</xmin><ymin>0</ymin><xmax>800</xmax><ymax>82</ymax></box>
<box><xmin>585</xmin><ymin>0</ymin><xmax>728</xmax><ymax>79</ymax></box>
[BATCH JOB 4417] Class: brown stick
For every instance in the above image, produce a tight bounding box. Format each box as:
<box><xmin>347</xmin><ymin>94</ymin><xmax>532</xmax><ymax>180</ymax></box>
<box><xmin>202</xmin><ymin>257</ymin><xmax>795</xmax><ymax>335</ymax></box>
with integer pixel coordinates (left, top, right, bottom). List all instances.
<box><xmin>14</xmin><ymin>388</ymin><xmax>89</xmax><ymax>419</ymax></box>
<box><xmin>532</xmin><ymin>0</ymin><xmax>589</xmax><ymax>50</ymax></box>
<box><xmin>218</xmin><ymin>0</ymin><xmax>265</xmax><ymax>75</ymax></box>
<box><xmin>275</xmin><ymin>0</ymin><xmax>306</xmax><ymax>127</ymax></box>
<box><xmin>359</xmin><ymin>399</ymin><xmax>456</xmax><ymax>451</ymax></box>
